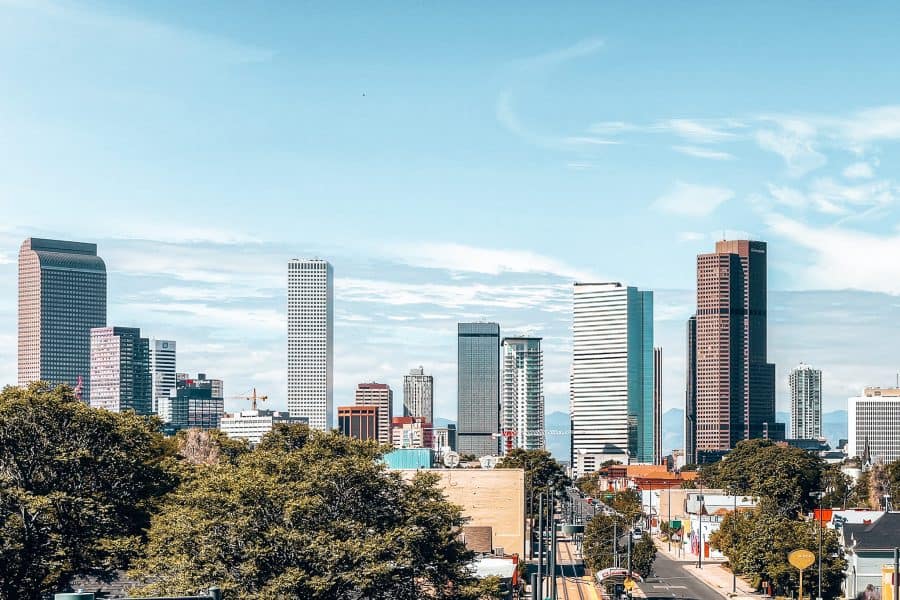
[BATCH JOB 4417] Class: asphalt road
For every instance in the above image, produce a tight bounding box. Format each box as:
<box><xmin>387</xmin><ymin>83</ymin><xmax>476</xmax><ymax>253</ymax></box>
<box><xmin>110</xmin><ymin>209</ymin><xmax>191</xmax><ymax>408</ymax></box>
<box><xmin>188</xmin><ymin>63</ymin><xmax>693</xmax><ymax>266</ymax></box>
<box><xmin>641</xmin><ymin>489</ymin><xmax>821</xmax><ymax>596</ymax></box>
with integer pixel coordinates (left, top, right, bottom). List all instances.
<box><xmin>637</xmin><ymin>552</ymin><xmax>723</xmax><ymax>600</ymax></box>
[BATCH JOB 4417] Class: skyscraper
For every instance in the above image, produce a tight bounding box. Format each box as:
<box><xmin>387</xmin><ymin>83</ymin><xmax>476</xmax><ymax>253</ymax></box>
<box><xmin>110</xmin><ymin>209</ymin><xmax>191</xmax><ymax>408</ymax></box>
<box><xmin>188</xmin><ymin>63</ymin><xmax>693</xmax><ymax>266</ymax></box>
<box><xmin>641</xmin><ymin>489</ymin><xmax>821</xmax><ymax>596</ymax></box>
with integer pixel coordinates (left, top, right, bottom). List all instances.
<box><xmin>684</xmin><ymin>316</ymin><xmax>698</xmax><ymax>465</ymax></box>
<box><xmin>848</xmin><ymin>387</ymin><xmax>900</xmax><ymax>463</ymax></box>
<box><xmin>287</xmin><ymin>259</ymin><xmax>334</xmax><ymax>430</ymax></box>
<box><xmin>691</xmin><ymin>240</ymin><xmax>775</xmax><ymax>461</ymax></box>
<box><xmin>571</xmin><ymin>283</ymin><xmax>654</xmax><ymax>477</ymax></box>
<box><xmin>89</xmin><ymin>327</ymin><xmax>151</xmax><ymax>415</ymax></box>
<box><xmin>790</xmin><ymin>363</ymin><xmax>822</xmax><ymax>439</ymax></box>
<box><xmin>653</xmin><ymin>347</ymin><xmax>662</xmax><ymax>464</ymax></box>
<box><xmin>403</xmin><ymin>366</ymin><xmax>433</xmax><ymax>423</ymax></box>
<box><xmin>501</xmin><ymin>337</ymin><xmax>544</xmax><ymax>452</ymax></box>
<box><xmin>177</xmin><ymin>373</ymin><xmax>224</xmax><ymax>430</ymax></box>
<box><xmin>355</xmin><ymin>382</ymin><xmax>393</xmax><ymax>446</ymax></box>
<box><xmin>457</xmin><ymin>322</ymin><xmax>500</xmax><ymax>457</ymax></box>
<box><xmin>150</xmin><ymin>339</ymin><xmax>176</xmax><ymax>416</ymax></box>
<box><xmin>18</xmin><ymin>238</ymin><xmax>107</xmax><ymax>401</ymax></box>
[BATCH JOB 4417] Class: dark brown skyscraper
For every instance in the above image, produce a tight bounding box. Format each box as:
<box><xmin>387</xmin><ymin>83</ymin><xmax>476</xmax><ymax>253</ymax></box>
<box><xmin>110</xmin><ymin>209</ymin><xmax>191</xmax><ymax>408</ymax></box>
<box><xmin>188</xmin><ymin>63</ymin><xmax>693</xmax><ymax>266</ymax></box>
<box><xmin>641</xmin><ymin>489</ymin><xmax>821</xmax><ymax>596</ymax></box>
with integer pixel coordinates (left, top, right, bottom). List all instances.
<box><xmin>690</xmin><ymin>240</ymin><xmax>775</xmax><ymax>461</ymax></box>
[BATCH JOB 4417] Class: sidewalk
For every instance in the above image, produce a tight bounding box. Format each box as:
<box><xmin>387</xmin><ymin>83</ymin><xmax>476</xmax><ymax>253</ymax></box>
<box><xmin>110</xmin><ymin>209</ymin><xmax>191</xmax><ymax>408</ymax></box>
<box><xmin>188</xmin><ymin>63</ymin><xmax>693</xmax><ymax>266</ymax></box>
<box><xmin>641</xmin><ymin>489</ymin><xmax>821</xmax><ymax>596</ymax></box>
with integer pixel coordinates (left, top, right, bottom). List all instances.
<box><xmin>653</xmin><ymin>536</ymin><xmax>766</xmax><ymax>600</ymax></box>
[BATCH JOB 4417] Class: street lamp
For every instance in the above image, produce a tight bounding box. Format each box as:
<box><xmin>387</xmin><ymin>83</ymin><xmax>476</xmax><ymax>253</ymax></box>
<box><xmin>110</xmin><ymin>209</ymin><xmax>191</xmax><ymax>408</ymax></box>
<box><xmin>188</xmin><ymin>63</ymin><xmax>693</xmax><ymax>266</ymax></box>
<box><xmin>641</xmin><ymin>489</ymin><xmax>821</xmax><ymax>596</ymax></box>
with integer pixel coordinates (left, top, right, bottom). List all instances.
<box><xmin>810</xmin><ymin>491</ymin><xmax>825</xmax><ymax>600</ymax></box>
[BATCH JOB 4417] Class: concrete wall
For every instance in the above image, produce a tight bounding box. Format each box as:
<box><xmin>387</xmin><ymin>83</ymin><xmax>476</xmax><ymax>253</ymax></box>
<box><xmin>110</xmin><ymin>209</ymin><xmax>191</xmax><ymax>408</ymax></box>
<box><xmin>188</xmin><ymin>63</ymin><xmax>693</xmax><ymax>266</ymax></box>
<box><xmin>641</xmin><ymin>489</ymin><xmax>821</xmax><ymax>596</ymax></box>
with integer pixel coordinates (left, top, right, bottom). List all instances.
<box><xmin>397</xmin><ymin>468</ymin><xmax>525</xmax><ymax>557</ymax></box>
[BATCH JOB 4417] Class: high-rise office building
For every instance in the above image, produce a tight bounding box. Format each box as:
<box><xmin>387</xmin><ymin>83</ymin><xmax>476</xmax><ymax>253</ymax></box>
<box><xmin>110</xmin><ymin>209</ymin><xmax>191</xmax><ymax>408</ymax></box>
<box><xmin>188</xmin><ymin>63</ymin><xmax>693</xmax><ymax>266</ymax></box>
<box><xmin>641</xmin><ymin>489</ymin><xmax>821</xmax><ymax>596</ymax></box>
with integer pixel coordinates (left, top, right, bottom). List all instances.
<box><xmin>848</xmin><ymin>387</ymin><xmax>900</xmax><ymax>463</ymax></box>
<box><xmin>790</xmin><ymin>363</ymin><xmax>822</xmax><ymax>439</ymax></box>
<box><xmin>457</xmin><ymin>322</ymin><xmax>500</xmax><ymax>457</ymax></box>
<box><xmin>89</xmin><ymin>327</ymin><xmax>151</xmax><ymax>415</ymax></box>
<box><xmin>150</xmin><ymin>339</ymin><xmax>176</xmax><ymax>416</ymax></box>
<box><xmin>684</xmin><ymin>316</ymin><xmax>698</xmax><ymax>465</ymax></box>
<box><xmin>355</xmin><ymin>383</ymin><xmax>393</xmax><ymax>446</ymax></box>
<box><xmin>501</xmin><ymin>337</ymin><xmax>544</xmax><ymax>452</ymax></box>
<box><xmin>174</xmin><ymin>373</ymin><xmax>224</xmax><ymax>430</ymax></box>
<box><xmin>403</xmin><ymin>366</ymin><xmax>434</xmax><ymax>423</ymax></box>
<box><xmin>18</xmin><ymin>238</ymin><xmax>107</xmax><ymax>401</ymax></box>
<box><xmin>571</xmin><ymin>283</ymin><xmax>654</xmax><ymax>477</ymax></box>
<box><xmin>338</xmin><ymin>405</ymin><xmax>379</xmax><ymax>441</ymax></box>
<box><xmin>287</xmin><ymin>259</ymin><xmax>334</xmax><ymax>430</ymax></box>
<box><xmin>653</xmin><ymin>347</ymin><xmax>662</xmax><ymax>464</ymax></box>
<box><xmin>691</xmin><ymin>240</ymin><xmax>775</xmax><ymax>461</ymax></box>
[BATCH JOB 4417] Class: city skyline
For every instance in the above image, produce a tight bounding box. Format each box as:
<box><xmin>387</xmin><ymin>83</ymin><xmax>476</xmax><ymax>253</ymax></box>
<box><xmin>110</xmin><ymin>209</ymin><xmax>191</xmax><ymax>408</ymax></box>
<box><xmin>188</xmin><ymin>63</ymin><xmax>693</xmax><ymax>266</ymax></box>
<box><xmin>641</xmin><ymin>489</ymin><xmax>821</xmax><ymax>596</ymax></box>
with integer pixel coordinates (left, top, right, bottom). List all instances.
<box><xmin>5</xmin><ymin>3</ymin><xmax>900</xmax><ymax>442</ymax></box>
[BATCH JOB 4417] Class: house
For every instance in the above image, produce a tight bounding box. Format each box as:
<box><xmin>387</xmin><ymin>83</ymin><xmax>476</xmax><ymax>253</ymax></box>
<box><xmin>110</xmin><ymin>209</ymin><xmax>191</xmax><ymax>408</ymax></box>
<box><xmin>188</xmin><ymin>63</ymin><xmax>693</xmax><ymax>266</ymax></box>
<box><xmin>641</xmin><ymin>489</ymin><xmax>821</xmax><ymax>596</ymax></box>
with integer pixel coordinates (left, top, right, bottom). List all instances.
<box><xmin>842</xmin><ymin>512</ymin><xmax>900</xmax><ymax>599</ymax></box>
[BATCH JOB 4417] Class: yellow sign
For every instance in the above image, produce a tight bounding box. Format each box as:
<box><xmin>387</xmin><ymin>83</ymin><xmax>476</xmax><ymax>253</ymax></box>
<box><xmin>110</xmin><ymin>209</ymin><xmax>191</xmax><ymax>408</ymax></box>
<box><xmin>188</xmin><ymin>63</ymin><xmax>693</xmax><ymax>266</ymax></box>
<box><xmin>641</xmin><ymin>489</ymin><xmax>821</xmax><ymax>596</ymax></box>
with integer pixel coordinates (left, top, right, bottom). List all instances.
<box><xmin>789</xmin><ymin>549</ymin><xmax>816</xmax><ymax>570</ymax></box>
<box><xmin>624</xmin><ymin>579</ymin><xmax>636</xmax><ymax>591</ymax></box>
<box><xmin>884</xmin><ymin>566</ymin><xmax>896</xmax><ymax>600</ymax></box>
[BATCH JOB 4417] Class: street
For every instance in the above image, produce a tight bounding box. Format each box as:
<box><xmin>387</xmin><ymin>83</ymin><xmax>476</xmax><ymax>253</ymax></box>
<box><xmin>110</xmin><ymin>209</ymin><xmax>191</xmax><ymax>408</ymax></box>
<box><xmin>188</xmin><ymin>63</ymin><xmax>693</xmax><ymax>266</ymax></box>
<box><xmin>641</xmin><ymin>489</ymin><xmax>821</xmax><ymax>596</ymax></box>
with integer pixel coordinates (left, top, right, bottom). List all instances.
<box><xmin>636</xmin><ymin>552</ymin><xmax>724</xmax><ymax>600</ymax></box>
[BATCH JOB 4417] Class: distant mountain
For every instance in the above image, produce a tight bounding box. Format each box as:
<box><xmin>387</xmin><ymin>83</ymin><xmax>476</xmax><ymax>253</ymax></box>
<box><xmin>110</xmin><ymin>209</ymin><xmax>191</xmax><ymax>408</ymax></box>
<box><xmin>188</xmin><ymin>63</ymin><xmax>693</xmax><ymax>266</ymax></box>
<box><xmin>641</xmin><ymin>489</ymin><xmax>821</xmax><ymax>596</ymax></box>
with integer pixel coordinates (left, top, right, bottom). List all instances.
<box><xmin>662</xmin><ymin>408</ymin><xmax>684</xmax><ymax>455</ymax></box>
<box><xmin>545</xmin><ymin>411</ymin><xmax>570</xmax><ymax>462</ymax></box>
<box><xmin>432</xmin><ymin>413</ymin><xmax>571</xmax><ymax>462</ymax></box>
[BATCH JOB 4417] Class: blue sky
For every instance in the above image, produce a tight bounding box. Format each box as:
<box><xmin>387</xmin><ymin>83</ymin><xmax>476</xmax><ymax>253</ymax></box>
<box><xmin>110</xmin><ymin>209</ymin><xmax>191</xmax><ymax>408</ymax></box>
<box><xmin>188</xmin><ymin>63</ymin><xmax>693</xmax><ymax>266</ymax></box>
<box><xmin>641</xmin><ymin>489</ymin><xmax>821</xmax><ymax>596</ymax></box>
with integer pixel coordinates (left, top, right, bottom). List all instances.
<box><xmin>3</xmin><ymin>1</ymin><xmax>900</xmax><ymax>438</ymax></box>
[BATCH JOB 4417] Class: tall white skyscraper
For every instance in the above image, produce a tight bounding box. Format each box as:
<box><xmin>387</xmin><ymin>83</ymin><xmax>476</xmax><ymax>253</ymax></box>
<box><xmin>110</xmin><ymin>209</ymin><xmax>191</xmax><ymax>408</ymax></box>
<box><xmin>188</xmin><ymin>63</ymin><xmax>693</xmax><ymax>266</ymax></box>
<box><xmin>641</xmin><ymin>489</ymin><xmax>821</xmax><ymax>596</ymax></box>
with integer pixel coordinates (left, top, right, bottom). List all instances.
<box><xmin>150</xmin><ymin>339</ymin><xmax>176</xmax><ymax>416</ymax></box>
<box><xmin>501</xmin><ymin>337</ymin><xmax>544</xmax><ymax>453</ymax></box>
<box><xmin>403</xmin><ymin>366</ymin><xmax>433</xmax><ymax>423</ymax></box>
<box><xmin>287</xmin><ymin>259</ymin><xmax>334</xmax><ymax>430</ymax></box>
<box><xmin>789</xmin><ymin>363</ymin><xmax>822</xmax><ymax>439</ymax></box>
<box><xmin>848</xmin><ymin>387</ymin><xmax>900</xmax><ymax>463</ymax></box>
<box><xmin>571</xmin><ymin>282</ymin><xmax>654</xmax><ymax>478</ymax></box>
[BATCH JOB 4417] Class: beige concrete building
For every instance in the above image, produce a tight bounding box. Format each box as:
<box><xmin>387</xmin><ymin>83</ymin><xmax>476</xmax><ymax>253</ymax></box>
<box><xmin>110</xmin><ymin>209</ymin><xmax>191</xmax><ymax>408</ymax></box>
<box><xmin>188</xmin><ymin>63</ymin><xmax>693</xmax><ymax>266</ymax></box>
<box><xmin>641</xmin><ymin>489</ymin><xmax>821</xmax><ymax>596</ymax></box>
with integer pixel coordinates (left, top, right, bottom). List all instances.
<box><xmin>397</xmin><ymin>468</ymin><xmax>525</xmax><ymax>557</ymax></box>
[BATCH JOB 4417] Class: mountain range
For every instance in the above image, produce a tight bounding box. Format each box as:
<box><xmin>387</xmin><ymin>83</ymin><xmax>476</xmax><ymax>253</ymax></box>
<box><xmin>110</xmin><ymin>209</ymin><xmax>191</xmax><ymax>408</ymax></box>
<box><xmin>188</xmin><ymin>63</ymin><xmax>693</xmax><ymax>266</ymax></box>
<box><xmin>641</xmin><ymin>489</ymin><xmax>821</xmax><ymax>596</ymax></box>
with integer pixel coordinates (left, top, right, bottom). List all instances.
<box><xmin>434</xmin><ymin>408</ymin><xmax>848</xmax><ymax>462</ymax></box>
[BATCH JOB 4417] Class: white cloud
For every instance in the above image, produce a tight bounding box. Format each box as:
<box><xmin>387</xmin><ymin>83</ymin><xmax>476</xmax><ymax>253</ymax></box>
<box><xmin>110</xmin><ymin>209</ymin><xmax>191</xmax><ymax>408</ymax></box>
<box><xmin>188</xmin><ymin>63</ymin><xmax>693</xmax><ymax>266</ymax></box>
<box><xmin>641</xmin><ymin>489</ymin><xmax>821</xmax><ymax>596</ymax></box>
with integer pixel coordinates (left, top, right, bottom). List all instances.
<box><xmin>672</xmin><ymin>145</ymin><xmax>735</xmax><ymax>160</ymax></box>
<box><xmin>663</xmin><ymin>119</ymin><xmax>737</xmax><ymax>143</ymax></box>
<box><xmin>512</xmin><ymin>37</ymin><xmax>605</xmax><ymax>71</ymax></box>
<box><xmin>755</xmin><ymin>129</ymin><xmax>827</xmax><ymax>177</ymax></box>
<box><xmin>764</xmin><ymin>213</ymin><xmax>900</xmax><ymax>294</ymax></box>
<box><xmin>843</xmin><ymin>162</ymin><xmax>874</xmax><ymax>179</ymax></box>
<box><xmin>383</xmin><ymin>242</ymin><xmax>597</xmax><ymax>281</ymax></box>
<box><xmin>767</xmin><ymin>184</ymin><xmax>808</xmax><ymax>209</ymax></box>
<box><xmin>677</xmin><ymin>231</ymin><xmax>706</xmax><ymax>242</ymax></box>
<box><xmin>563</xmin><ymin>136</ymin><xmax>620</xmax><ymax>146</ymax></box>
<box><xmin>653</xmin><ymin>181</ymin><xmax>734</xmax><ymax>217</ymax></box>
<box><xmin>837</xmin><ymin>105</ymin><xmax>900</xmax><ymax>143</ymax></box>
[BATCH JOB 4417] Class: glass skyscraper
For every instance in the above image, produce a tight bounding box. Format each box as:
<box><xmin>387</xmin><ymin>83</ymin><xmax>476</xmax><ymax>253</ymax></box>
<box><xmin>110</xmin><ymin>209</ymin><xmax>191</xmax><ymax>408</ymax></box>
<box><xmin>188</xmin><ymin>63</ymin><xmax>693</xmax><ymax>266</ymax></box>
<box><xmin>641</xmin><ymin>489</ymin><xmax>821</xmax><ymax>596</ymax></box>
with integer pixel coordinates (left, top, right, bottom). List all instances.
<box><xmin>501</xmin><ymin>337</ymin><xmax>544</xmax><ymax>452</ymax></box>
<box><xmin>571</xmin><ymin>283</ymin><xmax>654</xmax><ymax>476</ymax></box>
<box><xmin>89</xmin><ymin>326</ymin><xmax>151</xmax><ymax>414</ymax></box>
<box><xmin>457</xmin><ymin>322</ymin><xmax>500</xmax><ymax>456</ymax></box>
<box><xmin>18</xmin><ymin>238</ymin><xmax>107</xmax><ymax>401</ymax></box>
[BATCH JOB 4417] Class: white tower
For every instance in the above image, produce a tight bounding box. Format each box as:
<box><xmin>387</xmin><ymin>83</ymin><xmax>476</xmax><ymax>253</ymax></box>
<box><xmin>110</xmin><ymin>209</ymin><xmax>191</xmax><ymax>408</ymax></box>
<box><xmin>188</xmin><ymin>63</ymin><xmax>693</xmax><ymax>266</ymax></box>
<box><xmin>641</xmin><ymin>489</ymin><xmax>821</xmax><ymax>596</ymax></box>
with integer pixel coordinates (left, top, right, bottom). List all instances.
<box><xmin>789</xmin><ymin>363</ymin><xmax>822</xmax><ymax>439</ymax></box>
<box><xmin>287</xmin><ymin>259</ymin><xmax>334</xmax><ymax>430</ymax></box>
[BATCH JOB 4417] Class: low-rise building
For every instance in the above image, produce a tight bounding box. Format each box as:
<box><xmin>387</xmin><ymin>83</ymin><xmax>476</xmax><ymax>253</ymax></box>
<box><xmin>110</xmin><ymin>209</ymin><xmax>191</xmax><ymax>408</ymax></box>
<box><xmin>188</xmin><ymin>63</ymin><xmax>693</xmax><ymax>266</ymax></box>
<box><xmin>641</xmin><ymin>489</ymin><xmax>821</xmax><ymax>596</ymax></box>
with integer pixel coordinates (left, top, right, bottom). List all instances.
<box><xmin>842</xmin><ymin>512</ymin><xmax>900</xmax><ymax>599</ymax></box>
<box><xmin>395</xmin><ymin>468</ymin><xmax>525</xmax><ymax>557</ymax></box>
<box><xmin>338</xmin><ymin>405</ymin><xmax>379</xmax><ymax>441</ymax></box>
<box><xmin>391</xmin><ymin>416</ymin><xmax>433</xmax><ymax>449</ymax></box>
<box><xmin>220</xmin><ymin>409</ymin><xmax>307</xmax><ymax>446</ymax></box>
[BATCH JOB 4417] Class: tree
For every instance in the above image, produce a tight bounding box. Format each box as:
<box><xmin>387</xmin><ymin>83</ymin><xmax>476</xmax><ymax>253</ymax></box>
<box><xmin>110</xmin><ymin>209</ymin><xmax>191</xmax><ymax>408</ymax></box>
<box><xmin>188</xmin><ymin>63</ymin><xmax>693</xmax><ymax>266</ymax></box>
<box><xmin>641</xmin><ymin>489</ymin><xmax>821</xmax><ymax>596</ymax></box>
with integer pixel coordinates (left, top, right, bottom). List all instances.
<box><xmin>820</xmin><ymin>464</ymin><xmax>854</xmax><ymax>509</ymax></box>
<box><xmin>630</xmin><ymin>536</ymin><xmax>657</xmax><ymax>579</ymax></box>
<box><xmin>710</xmin><ymin>506</ymin><xmax>846</xmax><ymax>598</ymax></box>
<box><xmin>700</xmin><ymin>439</ymin><xmax>825</xmax><ymax>516</ymax></box>
<box><xmin>583</xmin><ymin>513</ymin><xmax>628</xmax><ymax>573</ymax></box>
<box><xmin>176</xmin><ymin>428</ymin><xmax>250</xmax><ymax>466</ymax></box>
<box><xmin>496</xmin><ymin>449</ymin><xmax>568</xmax><ymax>517</ymax></box>
<box><xmin>608</xmin><ymin>490</ymin><xmax>643</xmax><ymax>523</ymax></box>
<box><xmin>0</xmin><ymin>383</ymin><xmax>177</xmax><ymax>600</ymax></box>
<box><xmin>131</xmin><ymin>425</ymin><xmax>487</xmax><ymax>599</ymax></box>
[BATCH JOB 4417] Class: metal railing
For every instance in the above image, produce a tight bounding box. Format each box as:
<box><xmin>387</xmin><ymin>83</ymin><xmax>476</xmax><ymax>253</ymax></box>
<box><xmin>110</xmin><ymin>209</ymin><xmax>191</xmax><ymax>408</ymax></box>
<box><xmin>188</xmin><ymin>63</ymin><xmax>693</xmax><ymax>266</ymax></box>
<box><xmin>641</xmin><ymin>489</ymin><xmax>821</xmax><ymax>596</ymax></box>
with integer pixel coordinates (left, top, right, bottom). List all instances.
<box><xmin>55</xmin><ymin>587</ymin><xmax>222</xmax><ymax>600</ymax></box>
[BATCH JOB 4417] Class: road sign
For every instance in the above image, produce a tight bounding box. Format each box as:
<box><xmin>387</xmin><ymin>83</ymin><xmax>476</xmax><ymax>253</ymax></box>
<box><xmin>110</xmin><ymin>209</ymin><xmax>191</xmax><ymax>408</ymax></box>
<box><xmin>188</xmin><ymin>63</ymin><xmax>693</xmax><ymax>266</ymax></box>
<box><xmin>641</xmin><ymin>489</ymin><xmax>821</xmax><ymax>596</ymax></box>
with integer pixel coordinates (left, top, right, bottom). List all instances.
<box><xmin>789</xmin><ymin>549</ymin><xmax>816</xmax><ymax>570</ymax></box>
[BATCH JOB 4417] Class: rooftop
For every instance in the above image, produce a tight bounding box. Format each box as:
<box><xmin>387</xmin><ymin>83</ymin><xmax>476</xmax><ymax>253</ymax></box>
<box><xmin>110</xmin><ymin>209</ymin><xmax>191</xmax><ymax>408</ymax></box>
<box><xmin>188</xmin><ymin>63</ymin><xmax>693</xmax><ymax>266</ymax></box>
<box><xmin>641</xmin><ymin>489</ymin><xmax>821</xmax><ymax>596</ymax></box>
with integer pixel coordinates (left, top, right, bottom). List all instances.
<box><xmin>843</xmin><ymin>512</ymin><xmax>900</xmax><ymax>551</ymax></box>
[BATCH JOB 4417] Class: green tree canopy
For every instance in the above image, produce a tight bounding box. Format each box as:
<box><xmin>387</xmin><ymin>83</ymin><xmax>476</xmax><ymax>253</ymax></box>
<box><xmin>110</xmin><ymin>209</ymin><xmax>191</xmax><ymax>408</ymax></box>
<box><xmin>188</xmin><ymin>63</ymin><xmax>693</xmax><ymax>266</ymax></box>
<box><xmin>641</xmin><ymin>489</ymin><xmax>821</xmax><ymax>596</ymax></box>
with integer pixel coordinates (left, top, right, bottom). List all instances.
<box><xmin>496</xmin><ymin>448</ymin><xmax>568</xmax><ymax>517</ymax></box>
<box><xmin>583</xmin><ymin>513</ymin><xmax>655</xmax><ymax>578</ymax></box>
<box><xmin>131</xmin><ymin>424</ymin><xmax>491</xmax><ymax>599</ymax></box>
<box><xmin>700</xmin><ymin>439</ymin><xmax>825</xmax><ymax>516</ymax></box>
<box><xmin>710</xmin><ymin>506</ymin><xmax>845</xmax><ymax>598</ymax></box>
<box><xmin>0</xmin><ymin>383</ymin><xmax>177</xmax><ymax>600</ymax></box>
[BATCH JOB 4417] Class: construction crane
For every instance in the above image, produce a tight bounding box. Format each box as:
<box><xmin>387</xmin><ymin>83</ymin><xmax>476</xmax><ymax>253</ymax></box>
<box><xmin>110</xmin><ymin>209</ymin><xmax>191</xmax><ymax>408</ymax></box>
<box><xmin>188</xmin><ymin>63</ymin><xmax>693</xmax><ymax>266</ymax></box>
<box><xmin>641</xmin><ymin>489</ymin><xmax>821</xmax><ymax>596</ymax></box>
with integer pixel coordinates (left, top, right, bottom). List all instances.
<box><xmin>227</xmin><ymin>388</ymin><xmax>268</xmax><ymax>411</ymax></box>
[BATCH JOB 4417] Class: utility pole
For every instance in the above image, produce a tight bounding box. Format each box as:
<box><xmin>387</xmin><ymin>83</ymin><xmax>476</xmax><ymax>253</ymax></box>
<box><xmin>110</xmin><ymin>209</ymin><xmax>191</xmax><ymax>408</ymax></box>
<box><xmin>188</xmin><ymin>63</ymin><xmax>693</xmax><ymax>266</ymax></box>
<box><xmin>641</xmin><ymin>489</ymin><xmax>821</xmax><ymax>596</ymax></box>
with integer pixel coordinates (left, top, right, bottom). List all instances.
<box><xmin>810</xmin><ymin>491</ymin><xmax>824</xmax><ymax>600</ymax></box>
<box><xmin>613</xmin><ymin>519</ymin><xmax>618</xmax><ymax>568</ymax></box>
<box><xmin>667</xmin><ymin>484</ymin><xmax>672</xmax><ymax>552</ymax></box>
<box><xmin>698</xmin><ymin>480</ymin><xmax>704</xmax><ymax>569</ymax></box>
<box><xmin>627</xmin><ymin>527</ymin><xmax>633</xmax><ymax>576</ymax></box>
<box><xmin>893</xmin><ymin>547</ymin><xmax>898</xmax><ymax>600</ymax></box>
<box><xmin>537</xmin><ymin>493</ymin><xmax>544</xmax><ymax>600</ymax></box>
<box><xmin>732</xmin><ymin>493</ymin><xmax>737</xmax><ymax>594</ymax></box>
<box><xmin>551</xmin><ymin>511</ymin><xmax>558</xmax><ymax>600</ymax></box>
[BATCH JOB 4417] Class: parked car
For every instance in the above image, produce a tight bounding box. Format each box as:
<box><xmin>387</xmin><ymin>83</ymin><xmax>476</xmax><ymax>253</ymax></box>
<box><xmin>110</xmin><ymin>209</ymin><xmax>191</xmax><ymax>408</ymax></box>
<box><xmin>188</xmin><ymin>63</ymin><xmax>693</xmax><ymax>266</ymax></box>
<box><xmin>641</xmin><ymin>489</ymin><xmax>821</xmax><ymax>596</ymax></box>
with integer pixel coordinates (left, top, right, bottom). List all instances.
<box><xmin>632</xmin><ymin>527</ymin><xmax>644</xmax><ymax>540</ymax></box>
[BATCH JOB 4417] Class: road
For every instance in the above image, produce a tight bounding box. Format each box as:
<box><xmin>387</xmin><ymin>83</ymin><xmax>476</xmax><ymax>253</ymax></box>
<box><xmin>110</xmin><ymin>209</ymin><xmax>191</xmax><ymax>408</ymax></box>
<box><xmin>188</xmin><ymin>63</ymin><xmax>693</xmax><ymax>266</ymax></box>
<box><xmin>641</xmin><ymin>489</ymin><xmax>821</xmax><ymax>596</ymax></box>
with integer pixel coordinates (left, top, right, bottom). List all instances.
<box><xmin>636</xmin><ymin>552</ymin><xmax>724</xmax><ymax>600</ymax></box>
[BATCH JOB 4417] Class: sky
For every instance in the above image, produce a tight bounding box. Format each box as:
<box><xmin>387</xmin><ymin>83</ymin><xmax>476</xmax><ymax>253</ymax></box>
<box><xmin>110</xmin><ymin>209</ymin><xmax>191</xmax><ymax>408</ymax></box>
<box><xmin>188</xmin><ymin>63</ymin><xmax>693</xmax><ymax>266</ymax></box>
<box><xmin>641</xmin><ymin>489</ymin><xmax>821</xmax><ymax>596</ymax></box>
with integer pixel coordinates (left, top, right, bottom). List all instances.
<box><xmin>3</xmin><ymin>1</ymin><xmax>900</xmax><ymax>439</ymax></box>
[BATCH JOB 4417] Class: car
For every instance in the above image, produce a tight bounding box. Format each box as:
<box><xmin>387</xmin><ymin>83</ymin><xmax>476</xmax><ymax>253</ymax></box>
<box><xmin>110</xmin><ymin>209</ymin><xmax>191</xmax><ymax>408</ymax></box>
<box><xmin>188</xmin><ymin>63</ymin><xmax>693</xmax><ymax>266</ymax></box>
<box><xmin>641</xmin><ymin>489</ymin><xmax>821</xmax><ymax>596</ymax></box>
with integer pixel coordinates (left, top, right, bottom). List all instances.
<box><xmin>632</xmin><ymin>527</ymin><xmax>644</xmax><ymax>540</ymax></box>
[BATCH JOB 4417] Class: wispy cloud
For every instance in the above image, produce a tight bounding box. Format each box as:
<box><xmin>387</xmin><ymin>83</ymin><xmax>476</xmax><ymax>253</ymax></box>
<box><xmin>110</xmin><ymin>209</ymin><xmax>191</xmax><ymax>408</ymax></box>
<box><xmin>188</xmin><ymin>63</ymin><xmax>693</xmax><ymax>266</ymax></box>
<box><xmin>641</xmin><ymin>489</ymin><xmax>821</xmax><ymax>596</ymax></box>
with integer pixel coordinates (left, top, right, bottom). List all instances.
<box><xmin>511</xmin><ymin>37</ymin><xmax>605</xmax><ymax>71</ymax></box>
<box><xmin>672</xmin><ymin>145</ymin><xmax>735</xmax><ymax>160</ymax></box>
<box><xmin>653</xmin><ymin>181</ymin><xmax>734</xmax><ymax>217</ymax></box>
<box><xmin>755</xmin><ymin>127</ymin><xmax>826</xmax><ymax>177</ymax></box>
<box><xmin>843</xmin><ymin>162</ymin><xmax>875</xmax><ymax>179</ymax></box>
<box><xmin>382</xmin><ymin>242</ymin><xmax>597</xmax><ymax>280</ymax></box>
<box><xmin>1</xmin><ymin>0</ymin><xmax>274</xmax><ymax>64</ymax></box>
<box><xmin>764</xmin><ymin>177</ymin><xmax>898</xmax><ymax>216</ymax></box>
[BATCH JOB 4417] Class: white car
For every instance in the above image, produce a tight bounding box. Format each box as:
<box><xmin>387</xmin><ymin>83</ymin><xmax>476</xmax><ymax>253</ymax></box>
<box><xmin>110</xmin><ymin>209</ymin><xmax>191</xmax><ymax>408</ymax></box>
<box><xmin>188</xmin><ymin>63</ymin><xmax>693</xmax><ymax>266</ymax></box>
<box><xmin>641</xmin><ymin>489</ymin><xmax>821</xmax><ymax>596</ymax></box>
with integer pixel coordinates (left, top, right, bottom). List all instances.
<box><xmin>632</xmin><ymin>527</ymin><xmax>644</xmax><ymax>540</ymax></box>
